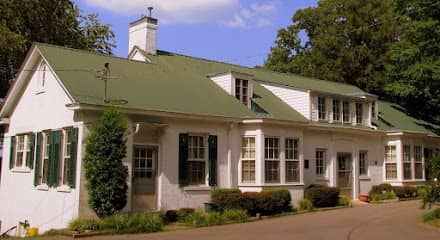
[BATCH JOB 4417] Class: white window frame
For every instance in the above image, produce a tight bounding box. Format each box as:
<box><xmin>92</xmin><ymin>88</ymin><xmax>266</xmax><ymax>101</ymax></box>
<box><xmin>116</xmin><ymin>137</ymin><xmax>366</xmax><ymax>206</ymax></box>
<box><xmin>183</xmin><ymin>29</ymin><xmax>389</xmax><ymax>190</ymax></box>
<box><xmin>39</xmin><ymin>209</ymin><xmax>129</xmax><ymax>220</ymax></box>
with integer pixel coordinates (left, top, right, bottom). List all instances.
<box><xmin>264</xmin><ymin>137</ymin><xmax>280</xmax><ymax>183</ymax></box>
<box><xmin>403</xmin><ymin>145</ymin><xmax>412</xmax><ymax>180</ymax></box>
<box><xmin>187</xmin><ymin>135</ymin><xmax>208</xmax><ymax>186</ymax></box>
<box><xmin>315</xmin><ymin>149</ymin><xmax>326</xmax><ymax>176</ymax></box>
<box><xmin>359</xmin><ymin>151</ymin><xmax>368</xmax><ymax>176</ymax></box>
<box><xmin>318</xmin><ymin>97</ymin><xmax>327</xmax><ymax>121</ymax></box>
<box><xmin>235</xmin><ymin>78</ymin><xmax>250</xmax><ymax>107</ymax></box>
<box><xmin>240</xmin><ymin>136</ymin><xmax>256</xmax><ymax>183</ymax></box>
<box><xmin>385</xmin><ymin>145</ymin><xmax>397</xmax><ymax>180</ymax></box>
<box><xmin>285</xmin><ymin>138</ymin><xmax>300</xmax><ymax>183</ymax></box>
<box><xmin>333</xmin><ymin>99</ymin><xmax>341</xmax><ymax>122</ymax></box>
<box><xmin>13</xmin><ymin>134</ymin><xmax>33</xmax><ymax>170</ymax></box>
<box><xmin>59</xmin><ymin>128</ymin><xmax>72</xmax><ymax>186</ymax></box>
<box><xmin>343</xmin><ymin>101</ymin><xmax>351</xmax><ymax>123</ymax></box>
<box><xmin>414</xmin><ymin>146</ymin><xmax>423</xmax><ymax>180</ymax></box>
<box><xmin>38</xmin><ymin>132</ymin><xmax>51</xmax><ymax>186</ymax></box>
<box><xmin>355</xmin><ymin>103</ymin><xmax>363</xmax><ymax>125</ymax></box>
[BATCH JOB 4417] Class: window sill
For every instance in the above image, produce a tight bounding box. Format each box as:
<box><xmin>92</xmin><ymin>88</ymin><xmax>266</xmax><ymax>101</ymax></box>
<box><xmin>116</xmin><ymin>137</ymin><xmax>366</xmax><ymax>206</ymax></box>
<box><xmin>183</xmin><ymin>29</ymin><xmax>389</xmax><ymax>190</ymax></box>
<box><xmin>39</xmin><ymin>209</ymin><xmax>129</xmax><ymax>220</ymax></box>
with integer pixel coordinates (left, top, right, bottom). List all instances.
<box><xmin>315</xmin><ymin>176</ymin><xmax>329</xmax><ymax>181</ymax></box>
<box><xmin>359</xmin><ymin>176</ymin><xmax>371</xmax><ymax>180</ymax></box>
<box><xmin>183</xmin><ymin>186</ymin><xmax>212</xmax><ymax>191</ymax></box>
<box><xmin>57</xmin><ymin>185</ymin><xmax>72</xmax><ymax>193</ymax></box>
<box><xmin>36</xmin><ymin>184</ymin><xmax>49</xmax><ymax>191</ymax></box>
<box><xmin>240</xmin><ymin>183</ymin><xmax>305</xmax><ymax>187</ymax></box>
<box><xmin>11</xmin><ymin>167</ymin><xmax>31</xmax><ymax>173</ymax></box>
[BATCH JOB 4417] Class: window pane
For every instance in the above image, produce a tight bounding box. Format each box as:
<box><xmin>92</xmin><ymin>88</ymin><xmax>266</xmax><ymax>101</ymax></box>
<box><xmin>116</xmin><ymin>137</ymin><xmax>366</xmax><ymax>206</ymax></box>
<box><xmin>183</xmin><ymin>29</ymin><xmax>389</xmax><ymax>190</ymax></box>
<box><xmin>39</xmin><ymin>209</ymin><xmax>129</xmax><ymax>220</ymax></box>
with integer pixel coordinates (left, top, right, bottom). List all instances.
<box><xmin>318</xmin><ymin>97</ymin><xmax>326</xmax><ymax>120</ymax></box>
<box><xmin>242</xmin><ymin>160</ymin><xmax>255</xmax><ymax>182</ymax></box>
<box><xmin>286</xmin><ymin>161</ymin><xmax>299</xmax><ymax>182</ymax></box>
<box><xmin>386</xmin><ymin>163</ymin><xmax>397</xmax><ymax>179</ymax></box>
<box><xmin>356</xmin><ymin>103</ymin><xmax>363</xmax><ymax>124</ymax></box>
<box><xmin>265</xmin><ymin>160</ymin><xmax>280</xmax><ymax>183</ymax></box>
<box><xmin>187</xmin><ymin>161</ymin><xmax>205</xmax><ymax>184</ymax></box>
<box><xmin>316</xmin><ymin>150</ymin><xmax>326</xmax><ymax>175</ymax></box>
<box><xmin>333</xmin><ymin>99</ymin><xmax>341</xmax><ymax>122</ymax></box>
<box><xmin>359</xmin><ymin>151</ymin><xmax>367</xmax><ymax>175</ymax></box>
<box><xmin>343</xmin><ymin>102</ymin><xmax>350</xmax><ymax>123</ymax></box>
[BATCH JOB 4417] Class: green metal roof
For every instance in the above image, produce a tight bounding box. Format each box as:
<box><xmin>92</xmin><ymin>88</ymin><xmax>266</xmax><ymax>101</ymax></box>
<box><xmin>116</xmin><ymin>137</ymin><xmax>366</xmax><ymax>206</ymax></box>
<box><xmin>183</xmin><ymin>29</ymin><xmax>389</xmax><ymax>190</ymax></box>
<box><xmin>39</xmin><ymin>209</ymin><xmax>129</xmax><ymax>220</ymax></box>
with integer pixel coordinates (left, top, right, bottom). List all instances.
<box><xmin>374</xmin><ymin>101</ymin><xmax>439</xmax><ymax>136</ymax></box>
<box><xmin>36</xmin><ymin>43</ymin><xmax>307</xmax><ymax>122</ymax></box>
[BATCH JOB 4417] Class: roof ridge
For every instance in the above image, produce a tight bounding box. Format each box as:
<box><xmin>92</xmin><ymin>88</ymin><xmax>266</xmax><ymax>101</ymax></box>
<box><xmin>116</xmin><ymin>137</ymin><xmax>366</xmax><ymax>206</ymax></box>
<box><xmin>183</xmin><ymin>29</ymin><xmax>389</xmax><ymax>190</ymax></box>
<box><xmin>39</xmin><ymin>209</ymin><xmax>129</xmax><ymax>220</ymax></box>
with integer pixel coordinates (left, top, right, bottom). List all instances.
<box><xmin>36</xmin><ymin>42</ymin><xmax>364</xmax><ymax>91</ymax></box>
<box><xmin>154</xmin><ymin>49</ymin><xmax>363</xmax><ymax>91</ymax></box>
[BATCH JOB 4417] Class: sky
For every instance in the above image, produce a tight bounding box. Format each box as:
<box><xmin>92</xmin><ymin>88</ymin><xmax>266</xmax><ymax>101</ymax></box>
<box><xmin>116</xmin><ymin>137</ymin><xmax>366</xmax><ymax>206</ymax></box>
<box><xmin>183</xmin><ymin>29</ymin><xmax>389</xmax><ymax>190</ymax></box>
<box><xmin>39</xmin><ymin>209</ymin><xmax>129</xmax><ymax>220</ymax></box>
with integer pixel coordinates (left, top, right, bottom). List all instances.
<box><xmin>73</xmin><ymin>0</ymin><xmax>318</xmax><ymax>67</ymax></box>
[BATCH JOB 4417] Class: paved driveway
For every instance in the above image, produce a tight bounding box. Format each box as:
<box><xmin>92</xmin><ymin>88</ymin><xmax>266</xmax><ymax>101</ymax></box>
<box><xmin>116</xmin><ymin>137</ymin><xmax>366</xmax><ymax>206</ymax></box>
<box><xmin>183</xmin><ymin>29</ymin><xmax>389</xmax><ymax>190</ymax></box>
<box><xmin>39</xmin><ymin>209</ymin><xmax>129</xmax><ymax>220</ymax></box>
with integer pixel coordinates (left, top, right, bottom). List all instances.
<box><xmin>56</xmin><ymin>200</ymin><xmax>440</xmax><ymax>240</ymax></box>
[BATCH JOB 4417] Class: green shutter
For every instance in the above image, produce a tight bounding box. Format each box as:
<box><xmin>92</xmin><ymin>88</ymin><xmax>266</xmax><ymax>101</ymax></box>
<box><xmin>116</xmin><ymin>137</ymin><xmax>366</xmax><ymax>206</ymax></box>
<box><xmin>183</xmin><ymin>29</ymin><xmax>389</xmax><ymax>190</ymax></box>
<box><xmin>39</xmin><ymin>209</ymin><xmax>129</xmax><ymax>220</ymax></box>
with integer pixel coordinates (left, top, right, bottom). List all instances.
<box><xmin>9</xmin><ymin>136</ymin><xmax>15</xmax><ymax>169</ymax></box>
<box><xmin>48</xmin><ymin>131</ymin><xmax>62</xmax><ymax>187</ymax></box>
<box><xmin>67</xmin><ymin>128</ymin><xmax>78</xmax><ymax>188</ymax></box>
<box><xmin>27</xmin><ymin>134</ymin><xmax>36</xmax><ymax>169</ymax></box>
<box><xmin>34</xmin><ymin>133</ymin><xmax>42</xmax><ymax>186</ymax></box>
<box><xmin>178</xmin><ymin>133</ymin><xmax>189</xmax><ymax>186</ymax></box>
<box><xmin>208</xmin><ymin>135</ymin><xmax>218</xmax><ymax>187</ymax></box>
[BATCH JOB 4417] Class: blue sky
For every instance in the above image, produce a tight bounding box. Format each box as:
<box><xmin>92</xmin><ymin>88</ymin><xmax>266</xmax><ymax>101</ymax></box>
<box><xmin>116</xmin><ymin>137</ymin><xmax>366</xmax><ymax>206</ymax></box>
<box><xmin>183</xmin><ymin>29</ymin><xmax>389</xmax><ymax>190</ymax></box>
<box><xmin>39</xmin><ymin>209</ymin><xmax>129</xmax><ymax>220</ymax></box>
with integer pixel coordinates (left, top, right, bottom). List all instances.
<box><xmin>73</xmin><ymin>0</ymin><xmax>317</xmax><ymax>67</ymax></box>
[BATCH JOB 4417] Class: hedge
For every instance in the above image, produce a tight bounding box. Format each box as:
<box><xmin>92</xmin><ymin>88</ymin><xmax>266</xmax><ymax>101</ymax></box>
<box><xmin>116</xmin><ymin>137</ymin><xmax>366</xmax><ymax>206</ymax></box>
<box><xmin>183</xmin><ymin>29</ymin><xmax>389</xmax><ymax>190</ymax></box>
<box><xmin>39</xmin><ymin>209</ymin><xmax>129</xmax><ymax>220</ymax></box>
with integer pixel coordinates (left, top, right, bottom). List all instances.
<box><xmin>211</xmin><ymin>189</ymin><xmax>292</xmax><ymax>216</ymax></box>
<box><xmin>369</xmin><ymin>183</ymin><xmax>393</xmax><ymax>197</ymax></box>
<box><xmin>304</xmin><ymin>185</ymin><xmax>340</xmax><ymax>208</ymax></box>
<box><xmin>392</xmin><ymin>186</ymin><xmax>417</xmax><ymax>199</ymax></box>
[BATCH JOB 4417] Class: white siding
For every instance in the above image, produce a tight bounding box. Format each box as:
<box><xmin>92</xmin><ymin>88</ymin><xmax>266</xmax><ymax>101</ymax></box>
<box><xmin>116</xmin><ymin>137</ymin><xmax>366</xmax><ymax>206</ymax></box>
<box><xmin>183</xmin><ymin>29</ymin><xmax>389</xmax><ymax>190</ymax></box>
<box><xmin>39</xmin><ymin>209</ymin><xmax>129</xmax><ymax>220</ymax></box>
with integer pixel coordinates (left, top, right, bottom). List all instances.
<box><xmin>210</xmin><ymin>74</ymin><xmax>233</xmax><ymax>96</ymax></box>
<box><xmin>261</xmin><ymin>84</ymin><xmax>311</xmax><ymax>119</ymax></box>
<box><xmin>0</xmin><ymin>59</ymin><xmax>80</xmax><ymax>234</ymax></box>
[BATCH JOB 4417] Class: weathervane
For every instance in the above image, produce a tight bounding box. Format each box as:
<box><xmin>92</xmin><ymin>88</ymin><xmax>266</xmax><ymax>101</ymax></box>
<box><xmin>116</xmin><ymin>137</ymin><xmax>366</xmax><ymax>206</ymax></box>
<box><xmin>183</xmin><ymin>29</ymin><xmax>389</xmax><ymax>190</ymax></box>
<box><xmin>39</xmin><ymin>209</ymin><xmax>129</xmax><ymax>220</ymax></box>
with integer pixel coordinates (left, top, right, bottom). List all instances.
<box><xmin>96</xmin><ymin>62</ymin><xmax>127</xmax><ymax>105</ymax></box>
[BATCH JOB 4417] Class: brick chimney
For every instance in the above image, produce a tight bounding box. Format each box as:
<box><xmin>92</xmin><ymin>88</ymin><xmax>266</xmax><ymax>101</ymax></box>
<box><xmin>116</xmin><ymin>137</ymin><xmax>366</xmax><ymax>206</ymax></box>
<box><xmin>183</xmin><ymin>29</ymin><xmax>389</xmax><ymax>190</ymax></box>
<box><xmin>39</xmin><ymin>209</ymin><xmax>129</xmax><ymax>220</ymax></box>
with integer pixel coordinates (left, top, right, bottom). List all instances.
<box><xmin>128</xmin><ymin>7</ymin><xmax>158</xmax><ymax>55</ymax></box>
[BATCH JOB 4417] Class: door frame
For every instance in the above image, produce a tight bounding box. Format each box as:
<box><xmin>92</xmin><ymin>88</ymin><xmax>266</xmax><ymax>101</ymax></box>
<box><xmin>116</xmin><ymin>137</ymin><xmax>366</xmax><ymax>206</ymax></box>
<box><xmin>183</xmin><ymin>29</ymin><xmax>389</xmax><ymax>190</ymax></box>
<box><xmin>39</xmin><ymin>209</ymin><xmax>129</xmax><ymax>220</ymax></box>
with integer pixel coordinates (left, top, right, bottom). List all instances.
<box><xmin>336</xmin><ymin>152</ymin><xmax>353</xmax><ymax>197</ymax></box>
<box><xmin>131</xmin><ymin>143</ymin><xmax>161</xmax><ymax>212</ymax></box>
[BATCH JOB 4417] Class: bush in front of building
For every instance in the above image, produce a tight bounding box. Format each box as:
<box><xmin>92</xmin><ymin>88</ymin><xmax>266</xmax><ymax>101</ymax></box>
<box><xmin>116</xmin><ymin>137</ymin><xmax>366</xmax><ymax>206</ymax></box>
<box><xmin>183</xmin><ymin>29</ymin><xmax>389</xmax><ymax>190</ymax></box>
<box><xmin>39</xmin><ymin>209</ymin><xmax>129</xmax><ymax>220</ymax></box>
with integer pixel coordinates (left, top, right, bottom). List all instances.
<box><xmin>304</xmin><ymin>185</ymin><xmax>340</xmax><ymax>208</ymax></box>
<box><xmin>221</xmin><ymin>209</ymin><xmax>249</xmax><ymax>223</ymax></box>
<box><xmin>211</xmin><ymin>188</ymin><xmax>292</xmax><ymax>216</ymax></box>
<box><xmin>369</xmin><ymin>183</ymin><xmax>393</xmax><ymax>197</ymax></box>
<box><xmin>83</xmin><ymin>107</ymin><xmax>128</xmax><ymax>218</ymax></box>
<box><xmin>299</xmin><ymin>199</ymin><xmax>314</xmax><ymax>211</ymax></box>
<box><xmin>68</xmin><ymin>213</ymin><xmax>163</xmax><ymax>234</ymax></box>
<box><xmin>182</xmin><ymin>212</ymin><xmax>227</xmax><ymax>227</ymax></box>
<box><xmin>392</xmin><ymin>186</ymin><xmax>417</xmax><ymax>199</ymax></box>
<box><xmin>370</xmin><ymin>191</ymin><xmax>397</xmax><ymax>202</ymax></box>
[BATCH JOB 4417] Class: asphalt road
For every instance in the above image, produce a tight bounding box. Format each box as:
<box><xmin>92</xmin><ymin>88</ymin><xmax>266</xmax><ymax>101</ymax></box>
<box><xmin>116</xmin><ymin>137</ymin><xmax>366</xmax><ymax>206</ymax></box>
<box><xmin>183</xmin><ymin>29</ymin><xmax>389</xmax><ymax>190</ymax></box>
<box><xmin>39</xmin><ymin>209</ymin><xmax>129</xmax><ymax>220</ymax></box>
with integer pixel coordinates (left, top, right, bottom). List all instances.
<box><xmin>51</xmin><ymin>200</ymin><xmax>440</xmax><ymax>240</ymax></box>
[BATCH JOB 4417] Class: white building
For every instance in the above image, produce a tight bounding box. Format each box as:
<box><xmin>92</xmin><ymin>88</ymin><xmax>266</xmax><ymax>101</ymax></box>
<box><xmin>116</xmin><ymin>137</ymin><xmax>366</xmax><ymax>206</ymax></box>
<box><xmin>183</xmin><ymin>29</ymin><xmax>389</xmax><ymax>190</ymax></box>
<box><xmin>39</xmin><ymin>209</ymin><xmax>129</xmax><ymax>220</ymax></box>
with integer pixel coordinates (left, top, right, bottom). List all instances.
<box><xmin>0</xmin><ymin>15</ymin><xmax>439</xmax><ymax>233</ymax></box>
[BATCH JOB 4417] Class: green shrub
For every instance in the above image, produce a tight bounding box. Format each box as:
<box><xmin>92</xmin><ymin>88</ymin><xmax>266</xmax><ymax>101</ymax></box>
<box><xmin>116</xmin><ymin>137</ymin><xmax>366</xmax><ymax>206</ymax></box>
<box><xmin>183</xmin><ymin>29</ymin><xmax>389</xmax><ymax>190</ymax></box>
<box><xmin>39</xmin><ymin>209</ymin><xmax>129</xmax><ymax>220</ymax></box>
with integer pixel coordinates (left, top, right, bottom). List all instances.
<box><xmin>305</xmin><ymin>186</ymin><xmax>340</xmax><ymax>208</ymax></box>
<box><xmin>423</xmin><ymin>208</ymin><xmax>440</xmax><ymax>222</ymax></box>
<box><xmin>122</xmin><ymin>214</ymin><xmax>163</xmax><ymax>234</ymax></box>
<box><xmin>183</xmin><ymin>212</ymin><xmax>226</xmax><ymax>227</ymax></box>
<box><xmin>222</xmin><ymin>209</ymin><xmax>249</xmax><ymax>223</ymax></box>
<box><xmin>423</xmin><ymin>183</ymin><xmax>440</xmax><ymax>209</ymax></box>
<box><xmin>211</xmin><ymin>189</ymin><xmax>241</xmax><ymax>202</ymax></box>
<box><xmin>392</xmin><ymin>186</ymin><xmax>417</xmax><ymax>199</ymax></box>
<box><xmin>68</xmin><ymin>219</ymin><xmax>102</xmax><ymax>233</ymax></box>
<box><xmin>69</xmin><ymin>214</ymin><xmax>163</xmax><ymax>234</ymax></box>
<box><xmin>417</xmin><ymin>185</ymin><xmax>429</xmax><ymax>198</ymax></box>
<box><xmin>338</xmin><ymin>196</ymin><xmax>351</xmax><ymax>206</ymax></box>
<box><xmin>164</xmin><ymin>210</ymin><xmax>178</xmax><ymax>223</ymax></box>
<box><xmin>263</xmin><ymin>189</ymin><xmax>292</xmax><ymax>212</ymax></box>
<box><xmin>299</xmin><ymin>199</ymin><xmax>314</xmax><ymax>211</ymax></box>
<box><xmin>211</xmin><ymin>189</ymin><xmax>292</xmax><ymax>216</ymax></box>
<box><xmin>84</xmin><ymin>107</ymin><xmax>128</xmax><ymax>217</ymax></box>
<box><xmin>369</xmin><ymin>183</ymin><xmax>393</xmax><ymax>197</ymax></box>
<box><xmin>177</xmin><ymin>208</ymin><xmax>195</xmax><ymax>221</ymax></box>
<box><xmin>370</xmin><ymin>191</ymin><xmax>397</xmax><ymax>202</ymax></box>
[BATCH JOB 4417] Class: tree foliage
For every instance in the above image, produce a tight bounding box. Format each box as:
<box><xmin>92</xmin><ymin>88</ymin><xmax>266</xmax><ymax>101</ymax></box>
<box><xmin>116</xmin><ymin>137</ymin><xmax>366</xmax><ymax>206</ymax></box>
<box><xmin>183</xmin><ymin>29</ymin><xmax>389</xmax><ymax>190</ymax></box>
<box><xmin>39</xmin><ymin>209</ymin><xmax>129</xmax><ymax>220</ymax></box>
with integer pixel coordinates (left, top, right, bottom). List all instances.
<box><xmin>264</xmin><ymin>0</ymin><xmax>399</xmax><ymax>94</ymax></box>
<box><xmin>0</xmin><ymin>0</ymin><xmax>115</xmax><ymax>97</ymax></box>
<box><xmin>423</xmin><ymin>155</ymin><xmax>440</xmax><ymax>208</ymax></box>
<box><xmin>84</xmin><ymin>107</ymin><xmax>128</xmax><ymax>218</ymax></box>
<box><xmin>385</xmin><ymin>0</ymin><xmax>440</xmax><ymax>122</ymax></box>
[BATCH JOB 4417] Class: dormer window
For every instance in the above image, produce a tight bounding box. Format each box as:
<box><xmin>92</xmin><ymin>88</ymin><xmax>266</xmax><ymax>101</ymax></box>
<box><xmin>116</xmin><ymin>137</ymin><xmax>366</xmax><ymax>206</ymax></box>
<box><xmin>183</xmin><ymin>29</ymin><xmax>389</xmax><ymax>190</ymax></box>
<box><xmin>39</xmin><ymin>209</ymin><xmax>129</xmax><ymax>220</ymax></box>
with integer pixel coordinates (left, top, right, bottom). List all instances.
<box><xmin>235</xmin><ymin>78</ymin><xmax>250</xmax><ymax>106</ymax></box>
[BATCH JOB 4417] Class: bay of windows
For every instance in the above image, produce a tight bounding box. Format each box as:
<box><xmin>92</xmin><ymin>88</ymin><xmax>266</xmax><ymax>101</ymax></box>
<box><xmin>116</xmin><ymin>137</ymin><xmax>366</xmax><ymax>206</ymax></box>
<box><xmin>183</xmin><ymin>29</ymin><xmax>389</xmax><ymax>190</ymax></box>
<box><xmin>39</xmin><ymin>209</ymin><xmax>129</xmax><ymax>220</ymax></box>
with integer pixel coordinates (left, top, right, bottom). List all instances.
<box><xmin>265</xmin><ymin>137</ymin><xmax>280</xmax><ymax>183</ymax></box>
<box><xmin>385</xmin><ymin>146</ymin><xmax>397</xmax><ymax>180</ymax></box>
<box><xmin>333</xmin><ymin>99</ymin><xmax>341</xmax><ymax>122</ymax></box>
<box><xmin>403</xmin><ymin>145</ymin><xmax>412</xmax><ymax>180</ymax></box>
<box><xmin>414</xmin><ymin>146</ymin><xmax>423</xmax><ymax>179</ymax></box>
<box><xmin>241</xmin><ymin>137</ymin><xmax>255</xmax><ymax>183</ymax></box>
<box><xmin>355</xmin><ymin>103</ymin><xmax>363</xmax><ymax>125</ymax></box>
<box><xmin>343</xmin><ymin>101</ymin><xmax>350</xmax><ymax>123</ymax></box>
<box><xmin>285</xmin><ymin>138</ymin><xmax>299</xmax><ymax>182</ymax></box>
<box><xmin>318</xmin><ymin>97</ymin><xmax>327</xmax><ymax>121</ymax></box>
